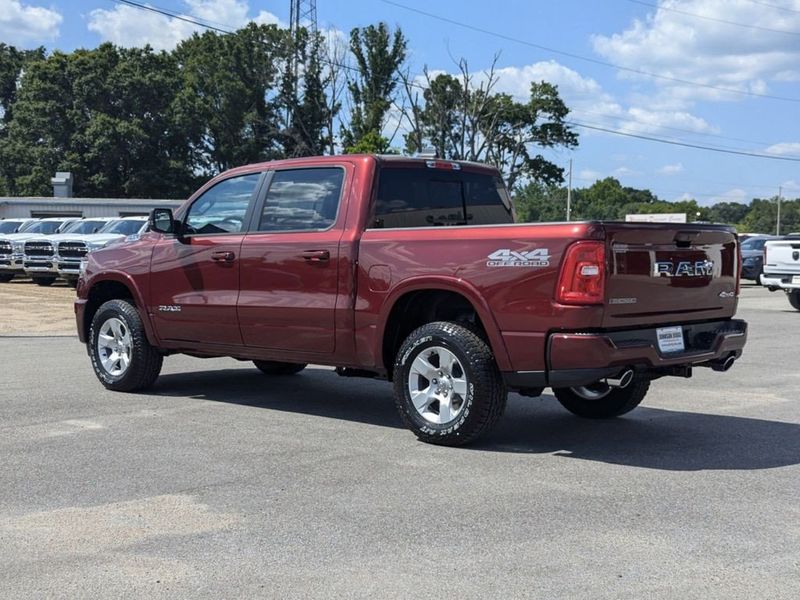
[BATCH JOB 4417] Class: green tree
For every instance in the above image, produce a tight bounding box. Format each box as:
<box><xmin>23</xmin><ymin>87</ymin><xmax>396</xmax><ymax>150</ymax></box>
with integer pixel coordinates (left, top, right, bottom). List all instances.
<box><xmin>342</xmin><ymin>23</ymin><xmax>407</xmax><ymax>153</ymax></box>
<box><xmin>173</xmin><ymin>23</ymin><xmax>287</xmax><ymax>176</ymax></box>
<box><xmin>1</xmin><ymin>44</ymin><xmax>197</xmax><ymax>197</ymax></box>
<box><xmin>513</xmin><ymin>181</ymin><xmax>568</xmax><ymax>222</ymax></box>
<box><xmin>708</xmin><ymin>201</ymin><xmax>750</xmax><ymax>226</ymax></box>
<box><xmin>402</xmin><ymin>59</ymin><xmax>578</xmax><ymax>188</ymax></box>
<box><xmin>283</xmin><ymin>30</ymin><xmax>337</xmax><ymax>157</ymax></box>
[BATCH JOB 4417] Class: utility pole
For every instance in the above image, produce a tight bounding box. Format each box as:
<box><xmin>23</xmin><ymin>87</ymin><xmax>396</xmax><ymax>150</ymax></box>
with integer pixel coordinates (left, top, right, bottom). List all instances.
<box><xmin>777</xmin><ymin>186</ymin><xmax>782</xmax><ymax>236</ymax></box>
<box><xmin>566</xmin><ymin>158</ymin><xmax>572</xmax><ymax>221</ymax></box>
<box><xmin>287</xmin><ymin>0</ymin><xmax>318</xmax><ymax>129</ymax></box>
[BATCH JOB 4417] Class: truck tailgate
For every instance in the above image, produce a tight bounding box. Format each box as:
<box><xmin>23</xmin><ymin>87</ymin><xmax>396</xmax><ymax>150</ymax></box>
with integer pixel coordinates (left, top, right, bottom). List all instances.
<box><xmin>602</xmin><ymin>223</ymin><xmax>738</xmax><ymax>328</ymax></box>
<box><xmin>765</xmin><ymin>238</ymin><xmax>800</xmax><ymax>276</ymax></box>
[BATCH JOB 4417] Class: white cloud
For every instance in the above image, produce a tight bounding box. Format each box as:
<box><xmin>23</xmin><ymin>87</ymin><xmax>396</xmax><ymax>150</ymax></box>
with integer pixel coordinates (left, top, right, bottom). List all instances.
<box><xmin>613</xmin><ymin>166</ymin><xmax>639</xmax><ymax>177</ymax></box>
<box><xmin>88</xmin><ymin>0</ymin><xmax>283</xmax><ymax>51</ymax></box>
<box><xmin>592</xmin><ymin>0</ymin><xmax>800</xmax><ymax>104</ymax></box>
<box><xmin>710</xmin><ymin>188</ymin><xmax>749</xmax><ymax>204</ymax></box>
<box><xmin>764</xmin><ymin>142</ymin><xmax>800</xmax><ymax>156</ymax></box>
<box><xmin>658</xmin><ymin>162</ymin><xmax>684</xmax><ymax>175</ymax></box>
<box><xmin>0</xmin><ymin>0</ymin><xmax>62</xmax><ymax>47</ymax></box>
<box><xmin>578</xmin><ymin>169</ymin><xmax>603</xmax><ymax>181</ymax></box>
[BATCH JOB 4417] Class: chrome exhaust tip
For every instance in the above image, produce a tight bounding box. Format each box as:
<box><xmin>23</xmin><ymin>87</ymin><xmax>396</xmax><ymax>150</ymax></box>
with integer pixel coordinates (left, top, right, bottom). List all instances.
<box><xmin>711</xmin><ymin>355</ymin><xmax>736</xmax><ymax>372</ymax></box>
<box><xmin>605</xmin><ymin>369</ymin><xmax>634</xmax><ymax>389</ymax></box>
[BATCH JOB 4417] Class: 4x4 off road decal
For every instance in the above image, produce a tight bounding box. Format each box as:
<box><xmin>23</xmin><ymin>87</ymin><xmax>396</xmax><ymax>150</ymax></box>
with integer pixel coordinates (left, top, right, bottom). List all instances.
<box><xmin>486</xmin><ymin>248</ymin><xmax>551</xmax><ymax>268</ymax></box>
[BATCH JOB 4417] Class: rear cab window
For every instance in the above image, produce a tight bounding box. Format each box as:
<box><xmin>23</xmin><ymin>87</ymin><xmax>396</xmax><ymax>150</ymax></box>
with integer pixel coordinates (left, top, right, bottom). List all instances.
<box><xmin>371</xmin><ymin>163</ymin><xmax>514</xmax><ymax>229</ymax></box>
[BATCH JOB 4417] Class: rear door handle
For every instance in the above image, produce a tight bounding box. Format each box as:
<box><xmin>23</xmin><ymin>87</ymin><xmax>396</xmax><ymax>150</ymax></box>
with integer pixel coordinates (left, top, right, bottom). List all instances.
<box><xmin>211</xmin><ymin>250</ymin><xmax>235</xmax><ymax>262</ymax></box>
<box><xmin>300</xmin><ymin>250</ymin><xmax>330</xmax><ymax>263</ymax></box>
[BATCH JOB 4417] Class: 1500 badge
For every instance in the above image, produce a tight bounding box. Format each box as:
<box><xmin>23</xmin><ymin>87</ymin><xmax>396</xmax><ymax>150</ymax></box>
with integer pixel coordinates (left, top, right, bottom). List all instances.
<box><xmin>487</xmin><ymin>248</ymin><xmax>551</xmax><ymax>267</ymax></box>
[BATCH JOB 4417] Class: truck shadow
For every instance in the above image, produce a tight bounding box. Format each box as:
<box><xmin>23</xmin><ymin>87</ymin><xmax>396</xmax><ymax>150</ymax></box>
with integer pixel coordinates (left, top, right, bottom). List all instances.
<box><xmin>150</xmin><ymin>367</ymin><xmax>800</xmax><ymax>472</ymax></box>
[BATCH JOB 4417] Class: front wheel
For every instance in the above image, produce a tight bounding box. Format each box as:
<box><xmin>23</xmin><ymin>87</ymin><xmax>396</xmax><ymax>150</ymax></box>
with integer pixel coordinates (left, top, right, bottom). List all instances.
<box><xmin>89</xmin><ymin>299</ymin><xmax>163</xmax><ymax>391</ymax></box>
<box><xmin>253</xmin><ymin>361</ymin><xmax>307</xmax><ymax>375</ymax></box>
<box><xmin>553</xmin><ymin>376</ymin><xmax>650</xmax><ymax>419</ymax></box>
<box><xmin>393</xmin><ymin>321</ymin><xmax>507</xmax><ymax>446</ymax></box>
<box><xmin>789</xmin><ymin>290</ymin><xmax>800</xmax><ymax>311</ymax></box>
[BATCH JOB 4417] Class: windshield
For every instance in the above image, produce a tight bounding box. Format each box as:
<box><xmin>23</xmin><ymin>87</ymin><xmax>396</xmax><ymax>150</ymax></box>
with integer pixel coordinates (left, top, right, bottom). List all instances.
<box><xmin>62</xmin><ymin>220</ymin><xmax>108</xmax><ymax>234</ymax></box>
<box><xmin>741</xmin><ymin>238</ymin><xmax>767</xmax><ymax>251</ymax></box>
<box><xmin>0</xmin><ymin>221</ymin><xmax>25</xmax><ymax>233</ymax></box>
<box><xmin>100</xmin><ymin>220</ymin><xmax>146</xmax><ymax>235</ymax></box>
<box><xmin>24</xmin><ymin>221</ymin><xmax>64</xmax><ymax>234</ymax></box>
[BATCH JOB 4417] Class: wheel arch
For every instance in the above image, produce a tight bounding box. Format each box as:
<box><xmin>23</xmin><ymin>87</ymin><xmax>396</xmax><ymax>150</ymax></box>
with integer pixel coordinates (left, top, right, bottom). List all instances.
<box><xmin>83</xmin><ymin>273</ymin><xmax>157</xmax><ymax>346</ymax></box>
<box><xmin>377</xmin><ymin>277</ymin><xmax>511</xmax><ymax>377</ymax></box>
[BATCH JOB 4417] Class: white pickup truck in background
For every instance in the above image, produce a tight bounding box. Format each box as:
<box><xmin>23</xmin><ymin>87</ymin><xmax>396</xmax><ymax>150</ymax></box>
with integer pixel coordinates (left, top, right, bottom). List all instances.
<box><xmin>762</xmin><ymin>235</ymin><xmax>800</xmax><ymax>311</ymax></box>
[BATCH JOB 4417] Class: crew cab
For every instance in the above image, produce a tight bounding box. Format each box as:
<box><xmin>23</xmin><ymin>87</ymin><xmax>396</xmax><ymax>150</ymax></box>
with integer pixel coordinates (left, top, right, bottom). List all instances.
<box><xmin>76</xmin><ymin>155</ymin><xmax>747</xmax><ymax>446</ymax></box>
<box><xmin>0</xmin><ymin>217</ymin><xmax>78</xmax><ymax>283</ymax></box>
<box><xmin>23</xmin><ymin>218</ymin><xmax>112</xmax><ymax>286</ymax></box>
<box><xmin>55</xmin><ymin>216</ymin><xmax>149</xmax><ymax>284</ymax></box>
<box><xmin>762</xmin><ymin>235</ymin><xmax>800</xmax><ymax>311</ymax></box>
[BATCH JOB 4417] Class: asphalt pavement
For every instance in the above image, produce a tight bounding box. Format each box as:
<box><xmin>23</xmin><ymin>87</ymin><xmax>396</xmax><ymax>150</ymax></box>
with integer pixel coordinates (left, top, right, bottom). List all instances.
<box><xmin>1</xmin><ymin>284</ymin><xmax>798</xmax><ymax>599</ymax></box>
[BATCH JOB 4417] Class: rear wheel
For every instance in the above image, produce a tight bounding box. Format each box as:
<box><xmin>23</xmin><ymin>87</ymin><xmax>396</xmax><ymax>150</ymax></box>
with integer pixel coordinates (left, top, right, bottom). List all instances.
<box><xmin>393</xmin><ymin>321</ymin><xmax>507</xmax><ymax>446</ymax></box>
<box><xmin>33</xmin><ymin>276</ymin><xmax>56</xmax><ymax>287</ymax></box>
<box><xmin>253</xmin><ymin>361</ymin><xmax>307</xmax><ymax>375</ymax></box>
<box><xmin>89</xmin><ymin>299</ymin><xmax>163</xmax><ymax>391</ymax></box>
<box><xmin>789</xmin><ymin>290</ymin><xmax>800</xmax><ymax>311</ymax></box>
<box><xmin>553</xmin><ymin>376</ymin><xmax>650</xmax><ymax>419</ymax></box>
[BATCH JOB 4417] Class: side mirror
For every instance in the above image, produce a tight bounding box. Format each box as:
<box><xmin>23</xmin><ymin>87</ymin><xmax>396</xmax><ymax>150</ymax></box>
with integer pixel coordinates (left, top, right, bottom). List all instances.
<box><xmin>150</xmin><ymin>208</ymin><xmax>177</xmax><ymax>234</ymax></box>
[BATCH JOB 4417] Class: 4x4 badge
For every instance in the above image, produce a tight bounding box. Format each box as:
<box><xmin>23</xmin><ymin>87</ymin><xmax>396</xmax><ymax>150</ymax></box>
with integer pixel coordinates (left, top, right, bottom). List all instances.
<box><xmin>487</xmin><ymin>248</ymin><xmax>551</xmax><ymax>268</ymax></box>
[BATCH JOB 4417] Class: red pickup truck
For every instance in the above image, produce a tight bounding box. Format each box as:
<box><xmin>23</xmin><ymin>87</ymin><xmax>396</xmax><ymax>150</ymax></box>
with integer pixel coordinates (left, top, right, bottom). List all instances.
<box><xmin>76</xmin><ymin>155</ymin><xmax>747</xmax><ymax>445</ymax></box>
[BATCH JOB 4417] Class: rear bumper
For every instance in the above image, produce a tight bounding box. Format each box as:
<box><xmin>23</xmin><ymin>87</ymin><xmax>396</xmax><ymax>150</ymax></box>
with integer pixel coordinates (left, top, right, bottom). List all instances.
<box><xmin>762</xmin><ymin>274</ymin><xmax>800</xmax><ymax>290</ymax></box>
<box><xmin>504</xmin><ymin>319</ymin><xmax>747</xmax><ymax>390</ymax></box>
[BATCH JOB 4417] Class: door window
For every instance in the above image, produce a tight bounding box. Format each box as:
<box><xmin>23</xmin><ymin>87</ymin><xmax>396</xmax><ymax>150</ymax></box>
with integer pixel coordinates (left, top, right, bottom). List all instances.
<box><xmin>371</xmin><ymin>167</ymin><xmax>514</xmax><ymax>228</ymax></box>
<box><xmin>184</xmin><ymin>173</ymin><xmax>261</xmax><ymax>235</ymax></box>
<box><xmin>258</xmin><ymin>168</ymin><xmax>344</xmax><ymax>232</ymax></box>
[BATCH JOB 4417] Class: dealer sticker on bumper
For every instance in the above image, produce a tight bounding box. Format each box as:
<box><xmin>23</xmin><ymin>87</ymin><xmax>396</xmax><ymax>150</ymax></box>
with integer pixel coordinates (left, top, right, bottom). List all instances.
<box><xmin>657</xmin><ymin>326</ymin><xmax>685</xmax><ymax>354</ymax></box>
<box><xmin>792</xmin><ymin>275</ymin><xmax>800</xmax><ymax>285</ymax></box>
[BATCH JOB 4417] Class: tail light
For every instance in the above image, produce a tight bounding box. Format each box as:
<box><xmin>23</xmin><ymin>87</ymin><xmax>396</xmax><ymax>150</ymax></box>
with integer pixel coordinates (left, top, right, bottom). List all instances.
<box><xmin>736</xmin><ymin>244</ymin><xmax>743</xmax><ymax>296</ymax></box>
<box><xmin>556</xmin><ymin>241</ymin><xmax>606</xmax><ymax>305</ymax></box>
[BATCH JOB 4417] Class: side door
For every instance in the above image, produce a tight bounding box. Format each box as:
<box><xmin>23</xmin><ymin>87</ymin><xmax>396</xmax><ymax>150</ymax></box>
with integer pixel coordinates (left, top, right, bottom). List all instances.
<box><xmin>238</xmin><ymin>166</ymin><xmax>347</xmax><ymax>353</ymax></box>
<box><xmin>149</xmin><ymin>172</ymin><xmax>263</xmax><ymax>346</ymax></box>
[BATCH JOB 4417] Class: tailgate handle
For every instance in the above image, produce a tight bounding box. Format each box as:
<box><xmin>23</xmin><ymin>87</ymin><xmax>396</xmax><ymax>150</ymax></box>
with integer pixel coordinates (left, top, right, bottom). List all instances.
<box><xmin>674</xmin><ymin>231</ymin><xmax>700</xmax><ymax>247</ymax></box>
<box><xmin>301</xmin><ymin>250</ymin><xmax>330</xmax><ymax>263</ymax></box>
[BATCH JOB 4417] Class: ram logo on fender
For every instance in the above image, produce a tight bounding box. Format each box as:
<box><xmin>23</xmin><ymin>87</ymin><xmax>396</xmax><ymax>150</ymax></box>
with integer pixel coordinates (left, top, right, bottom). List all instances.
<box><xmin>487</xmin><ymin>248</ymin><xmax>551</xmax><ymax>268</ymax></box>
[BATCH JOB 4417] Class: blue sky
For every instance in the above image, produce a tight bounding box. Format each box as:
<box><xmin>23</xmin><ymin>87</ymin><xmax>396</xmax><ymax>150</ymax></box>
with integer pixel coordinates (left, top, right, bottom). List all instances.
<box><xmin>3</xmin><ymin>0</ymin><xmax>800</xmax><ymax>205</ymax></box>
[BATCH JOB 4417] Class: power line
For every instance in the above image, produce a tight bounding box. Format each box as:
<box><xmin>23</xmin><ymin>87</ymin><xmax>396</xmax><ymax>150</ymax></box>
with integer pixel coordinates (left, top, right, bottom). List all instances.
<box><xmin>110</xmin><ymin>0</ymin><xmax>800</xmax><ymax>166</ymax></box>
<box><xmin>111</xmin><ymin>0</ymin><xmax>232</xmax><ymax>34</ymax></box>
<box><xmin>568</xmin><ymin>121</ymin><xmax>800</xmax><ymax>162</ymax></box>
<box><xmin>569</xmin><ymin>107</ymin><xmax>779</xmax><ymax>150</ymax></box>
<box><xmin>745</xmin><ymin>0</ymin><xmax>800</xmax><ymax>16</ymax></box>
<box><xmin>377</xmin><ymin>0</ymin><xmax>800</xmax><ymax>103</ymax></box>
<box><xmin>623</xmin><ymin>0</ymin><xmax>800</xmax><ymax>37</ymax></box>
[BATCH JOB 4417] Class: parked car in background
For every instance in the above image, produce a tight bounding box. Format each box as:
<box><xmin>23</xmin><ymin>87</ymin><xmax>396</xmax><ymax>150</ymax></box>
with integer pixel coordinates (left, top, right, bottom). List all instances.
<box><xmin>740</xmin><ymin>235</ymin><xmax>777</xmax><ymax>284</ymax></box>
<box><xmin>56</xmin><ymin>216</ymin><xmax>149</xmax><ymax>285</ymax></box>
<box><xmin>0</xmin><ymin>217</ymin><xmax>78</xmax><ymax>283</ymax></box>
<box><xmin>22</xmin><ymin>218</ymin><xmax>113</xmax><ymax>286</ymax></box>
<box><xmin>761</xmin><ymin>235</ymin><xmax>800</xmax><ymax>310</ymax></box>
<box><xmin>0</xmin><ymin>218</ymin><xmax>36</xmax><ymax>234</ymax></box>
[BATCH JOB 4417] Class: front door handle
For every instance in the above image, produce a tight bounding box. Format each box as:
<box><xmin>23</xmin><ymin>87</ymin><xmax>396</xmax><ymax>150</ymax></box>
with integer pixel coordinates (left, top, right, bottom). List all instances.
<box><xmin>300</xmin><ymin>250</ymin><xmax>330</xmax><ymax>263</ymax></box>
<box><xmin>211</xmin><ymin>250</ymin><xmax>235</xmax><ymax>262</ymax></box>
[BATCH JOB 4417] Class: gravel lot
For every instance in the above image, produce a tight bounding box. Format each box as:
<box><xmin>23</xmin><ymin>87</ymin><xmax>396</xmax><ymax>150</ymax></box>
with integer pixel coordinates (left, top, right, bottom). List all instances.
<box><xmin>0</xmin><ymin>284</ymin><xmax>798</xmax><ymax>599</ymax></box>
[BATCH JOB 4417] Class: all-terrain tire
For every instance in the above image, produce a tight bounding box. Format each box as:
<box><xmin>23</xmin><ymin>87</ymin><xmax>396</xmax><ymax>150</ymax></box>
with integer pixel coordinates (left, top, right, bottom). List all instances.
<box><xmin>33</xmin><ymin>276</ymin><xmax>56</xmax><ymax>287</ymax></box>
<box><xmin>393</xmin><ymin>321</ymin><xmax>507</xmax><ymax>446</ymax></box>
<box><xmin>553</xmin><ymin>377</ymin><xmax>650</xmax><ymax>419</ymax></box>
<box><xmin>253</xmin><ymin>361</ymin><xmax>307</xmax><ymax>375</ymax></box>
<box><xmin>89</xmin><ymin>299</ymin><xmax>163</xmax><ymax>392</ymax></box>
<box><xmin>789</xmin><ymin>290</ymin><xmax>800</xmax><ymax>311</ymax></box>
